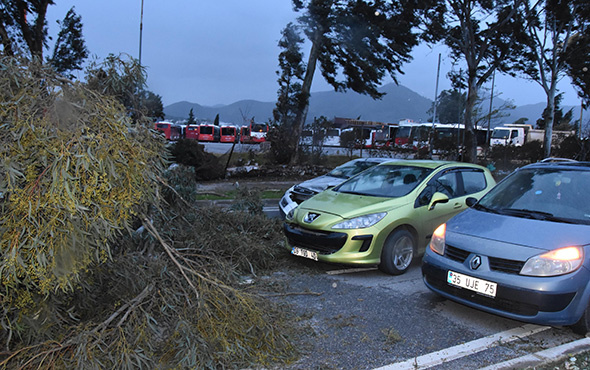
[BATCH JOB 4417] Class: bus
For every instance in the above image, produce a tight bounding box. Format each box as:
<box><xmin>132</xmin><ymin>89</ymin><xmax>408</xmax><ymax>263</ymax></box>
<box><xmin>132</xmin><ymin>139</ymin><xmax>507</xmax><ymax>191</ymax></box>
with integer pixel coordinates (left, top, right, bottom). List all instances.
<box><xmin>220</xmin><ymin>125</ymin><xmax>238</xmax><ymax>143</ymax></box>
<box><xmin>198</xmin><ymin>124</ymin><xmax>220</xmax><ymax>142</ymax></box>
<box><xmin>185</xmin><ymin>124</ymin><xmax>199</xmax><ymax>140</ymax></box>
<box><xmin>154</xmin><ymin>121</ymin><xmax>182</xmax><ymax>141</ymax></box>
<box><xmin>240</xmin><ymin>122</ymin><xmax>269</xmax><ymax>144</ymax></box>
<box><xmin>250</xmin><ymin>122</ymin><xmax>268</xmax><ymax>143</ymax></box>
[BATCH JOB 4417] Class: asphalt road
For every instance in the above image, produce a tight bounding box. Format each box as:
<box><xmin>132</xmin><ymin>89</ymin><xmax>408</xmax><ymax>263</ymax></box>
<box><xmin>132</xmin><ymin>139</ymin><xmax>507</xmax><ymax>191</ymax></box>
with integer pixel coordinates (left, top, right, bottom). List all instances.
<box><xmin>267</xmin><ymin>257</ymin><xmax>586</xmax><ymax>370</ymax></box>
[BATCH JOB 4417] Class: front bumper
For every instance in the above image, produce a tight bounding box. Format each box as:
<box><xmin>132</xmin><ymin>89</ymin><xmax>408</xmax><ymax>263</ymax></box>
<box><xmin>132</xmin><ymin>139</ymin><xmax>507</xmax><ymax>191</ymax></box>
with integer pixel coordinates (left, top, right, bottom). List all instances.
<box><xmin>283</xmin><ymin>222</ymin><xmax>381</xmax><ymax>265</ymax></box>
<box><xmin>422</xmin><ymin>250</ymin><xmax>590</xmax><ymax>326</ymax></box>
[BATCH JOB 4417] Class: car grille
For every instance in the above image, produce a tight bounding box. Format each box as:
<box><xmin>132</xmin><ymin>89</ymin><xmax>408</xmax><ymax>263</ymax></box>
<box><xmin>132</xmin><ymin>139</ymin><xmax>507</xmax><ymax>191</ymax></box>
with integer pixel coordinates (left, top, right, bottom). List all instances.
<box><xmin>423</xmin><ymin>265</ymin><xmax>576</xmax><ymax>316</ymax></box>
<box><xmin>425</xmin><ymin>274</ymin><xmax>540</xmax><ymax>316</ymax></box>
<box><xmin>290</xmin><ymin>186</ymin><xmax>318</xmax><ymax>204</ymax></box>
<box><xmin>284</xmin><ymin>223</ymin><xmax>347</xmax><ymax>254</ymax></box>
<box><xmin>445</xmin><ymin>244</ymin><xmax>524</xmax><ymax>275</ymax></box>
<box><xmin>488</xmin><ymin>257</ymin><xmax>525</xmax><ymax>274</ymax></box>
<box><xmin>445</xmin><ymin>244</ymin><xmax>470</xmax><ymax>262</ymax></box>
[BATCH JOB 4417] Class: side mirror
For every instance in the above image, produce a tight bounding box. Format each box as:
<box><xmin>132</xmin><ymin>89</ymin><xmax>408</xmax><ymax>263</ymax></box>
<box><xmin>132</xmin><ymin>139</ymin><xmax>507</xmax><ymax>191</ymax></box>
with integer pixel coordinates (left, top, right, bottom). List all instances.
<box><xmin>429</xmin><ymin>192</ymin><xmax>449</xmax><ymax>211</ymax></box>
<box><xmin>466</xmin><ymin>197</ymin><xmax>478</xmax><ymax>207</ymax></box>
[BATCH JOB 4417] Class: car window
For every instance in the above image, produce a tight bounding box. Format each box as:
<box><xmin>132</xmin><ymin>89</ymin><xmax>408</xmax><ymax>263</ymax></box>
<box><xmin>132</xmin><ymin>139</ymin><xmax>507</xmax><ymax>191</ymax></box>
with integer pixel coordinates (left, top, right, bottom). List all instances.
<box><xmin>461</xmin><ymin>169</ymin><xmax>488</xmax><ymax>195</ymax></box>
<box><xmin>327</xmin><ymin>161</ymin><xmax>378</xmax><ymax>179</ymax></box>
<box><xmin>416</xmin><ymin>169</ymin><xmax>461</xmax><ymax>207</ymax></box>
<box><xmin>334</xmin><ymin>164</ymin><xmax>431</xmax><ymax>198</ymax></box>
<box><xmin>478</xmin><ymin>167</ymin><xmax>590</xmax><ymax>224</ymax></box>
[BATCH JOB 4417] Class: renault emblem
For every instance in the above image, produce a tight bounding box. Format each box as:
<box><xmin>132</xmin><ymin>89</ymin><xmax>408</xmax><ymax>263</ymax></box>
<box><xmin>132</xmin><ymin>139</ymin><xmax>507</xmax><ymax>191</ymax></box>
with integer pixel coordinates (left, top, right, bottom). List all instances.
<box><xmin>304</xmin><ymin>212</ymin><xmax>320</xmax><ymax>223</ymax></box>
<box><xmin>470</xmin><ymin>255</ymin><xmax>482</xmax><ymax>270</ymax></box>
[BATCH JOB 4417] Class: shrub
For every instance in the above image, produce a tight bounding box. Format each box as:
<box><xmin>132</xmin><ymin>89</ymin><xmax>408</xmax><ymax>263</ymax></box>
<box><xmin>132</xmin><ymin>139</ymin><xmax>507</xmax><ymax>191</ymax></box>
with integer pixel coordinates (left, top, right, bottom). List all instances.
<box><xmin>0</xmin><ymin>58</ymin><xmax>165</xmax><ymax>333</ymax></box>
<box><xmin>169</xmin><ymin>139</ymin><xmax>225</xmax><ymax>180</ymax></box>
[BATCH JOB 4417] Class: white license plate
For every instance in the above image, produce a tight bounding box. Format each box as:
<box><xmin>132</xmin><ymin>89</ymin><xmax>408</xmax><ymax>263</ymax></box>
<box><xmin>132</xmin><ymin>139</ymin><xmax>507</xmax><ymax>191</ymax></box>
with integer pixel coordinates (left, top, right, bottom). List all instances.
<box><xmin>292</xmin><ymin>247</ymin><xmax>318</xmax><ymax>261</ymax></box>
<box><xmin>447</xmin><ymin>270</ymin><xmax>497</xmax><ymax>298</ymax></box>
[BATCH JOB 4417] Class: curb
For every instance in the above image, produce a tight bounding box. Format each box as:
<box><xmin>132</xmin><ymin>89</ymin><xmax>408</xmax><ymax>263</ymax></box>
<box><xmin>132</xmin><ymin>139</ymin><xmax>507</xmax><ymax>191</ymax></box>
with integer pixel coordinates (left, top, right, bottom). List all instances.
<box><xmin>478</xmin><ymin>337</ymin><xmax>590</xmax><ymax>370</ymax></box>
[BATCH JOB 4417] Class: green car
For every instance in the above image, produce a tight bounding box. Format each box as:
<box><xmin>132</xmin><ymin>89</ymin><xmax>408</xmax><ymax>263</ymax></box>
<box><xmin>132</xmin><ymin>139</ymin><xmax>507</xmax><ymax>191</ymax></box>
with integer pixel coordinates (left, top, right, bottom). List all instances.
<box><xmin>283</xmin><ymin>160</ymin><xmax>496</xmax><ymax>275</ymax></box>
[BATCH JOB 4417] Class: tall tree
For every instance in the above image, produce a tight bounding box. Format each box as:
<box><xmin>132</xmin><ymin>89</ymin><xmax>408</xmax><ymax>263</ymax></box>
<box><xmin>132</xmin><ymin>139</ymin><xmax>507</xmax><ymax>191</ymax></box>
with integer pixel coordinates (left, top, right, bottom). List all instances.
<box><xmin>274</xmin><ymin>22</ymin><xmax>307</xmax><ymax>129</ymax></box>
<box><xmin>536</xmin><ymin>93</ymin><xmax>574</xmax><ymax>131</ymax></box>
<box><xmin>0</xmin><ymin>0</ymin><xmax>54</xmax><ymax>59</ymax></box>
<box><xmin>519</xmin><ymin>0</ymin><xmax>585</xmax><ymax>158</ymax></box>
<box><xmin>187</xmin><ymin>108</ymin><xmax>196</xmax><ymax>125</ymax></box>
<box><xmin>48</xmin><ymin>7</ymin><xmax>88</xmax><ymax>78</ymax></box>
<box><xmin>85</xmin><ymin>53</ymin><xmax>161</xmax><ymax>123</ymax></box>
<box><xmin>287</xmin><ymin>0</ymin><xmax>443</xmax><ymax>156</ymax></box>
<box><xmin>428</xmin><ymin>89</ymin><xmax>466</xmax><ymax>124</ymax></box>
<box><xmin>562</xmin><ymin>0</ymin><xmax>590</xmax><ymax>107</ymax></box>
<box><xmin>440</xmin><ymin>0</ymin><xmax>526</xmax><ymax>162</ymax></box>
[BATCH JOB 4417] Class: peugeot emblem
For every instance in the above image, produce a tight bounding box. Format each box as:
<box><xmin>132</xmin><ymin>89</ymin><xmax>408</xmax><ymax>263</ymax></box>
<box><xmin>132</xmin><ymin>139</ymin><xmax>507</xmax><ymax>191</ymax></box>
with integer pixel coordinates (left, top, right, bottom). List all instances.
<box><xmin>470</xmin><ymin>255</ymin><xmax>482</xmax><ymax>270</ymax></box>
<box><xmin>304</xmin><ymin>212</ymin><xmax>320</xmax><ymax>223</ymax></box>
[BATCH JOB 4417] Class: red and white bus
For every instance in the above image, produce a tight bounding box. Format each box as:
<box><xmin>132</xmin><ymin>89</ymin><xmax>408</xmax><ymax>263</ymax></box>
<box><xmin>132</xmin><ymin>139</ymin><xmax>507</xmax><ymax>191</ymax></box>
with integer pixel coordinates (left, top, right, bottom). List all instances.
<box><xmin>154</xmin><ymin>121</ymin><xmax>182</xmax><ymax>140</ymax></box>
<box><xmin>240</xmin><ymin>122</ymin><xmax>268</xmax><ymax>144</ymax></box>
<box><xmin>198</xmin><ymin>124</ymin><xmax>220</xmax><ymax>142</ymax></box>
<box><xmin>220</xmin><ymin>125</ymin><xmax>238</xmax><ymax>143</ymax></box>
<box><xmin>185</xmin><ymin>124</ymin><xmax>199</xmax><ymax>140</ymax></box>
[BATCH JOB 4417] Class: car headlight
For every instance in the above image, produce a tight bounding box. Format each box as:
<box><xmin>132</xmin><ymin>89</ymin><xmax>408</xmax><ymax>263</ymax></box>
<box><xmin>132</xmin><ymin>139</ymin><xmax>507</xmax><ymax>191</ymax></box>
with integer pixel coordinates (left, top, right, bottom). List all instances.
<box><xmin>429</xmin><ymin>223</ymin><xmax>446</xmax><ymax>255</ymax></box>
<box><xmin>520</xmin><ymin>246</ymin><xmax>584</xmax><ymax>277</ymax></box>
<box><xmin>332</xmin><ymin>212</ymin><xmax>387</xmax><ymax>229</ymax></box>
<box><xmin>286</xmin><ymin>208</ymin><xmax>296</xmax><ymax>220</ymax></box>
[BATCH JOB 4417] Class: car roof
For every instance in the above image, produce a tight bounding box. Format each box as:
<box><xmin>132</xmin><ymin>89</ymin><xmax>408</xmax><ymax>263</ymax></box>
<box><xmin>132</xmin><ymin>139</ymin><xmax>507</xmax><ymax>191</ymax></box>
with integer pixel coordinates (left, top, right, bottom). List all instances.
<box><xmin>376</xmin><ymin>159</ymin><xmax>485</xmax><ymax>170</ymax></box>
<box><xmin>523</xmin><ymin>159</ymin><xmax>590</xmax><ymax>170</ymax></box>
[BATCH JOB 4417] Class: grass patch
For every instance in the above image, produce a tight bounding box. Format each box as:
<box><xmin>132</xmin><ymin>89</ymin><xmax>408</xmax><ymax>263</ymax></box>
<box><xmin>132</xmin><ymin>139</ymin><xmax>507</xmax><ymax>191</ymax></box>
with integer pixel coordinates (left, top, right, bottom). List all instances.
<box><xmin>196</xmin><ymin>189</ymin><xmax>286</xmax><ymax>200</ymax></box>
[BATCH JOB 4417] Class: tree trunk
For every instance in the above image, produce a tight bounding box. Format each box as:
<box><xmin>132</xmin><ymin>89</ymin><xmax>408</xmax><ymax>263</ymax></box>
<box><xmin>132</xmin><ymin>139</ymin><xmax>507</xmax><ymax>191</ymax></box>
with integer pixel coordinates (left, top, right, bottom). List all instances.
<box><xmin>290</xmin><ymin>31</ymin><xmax>322</xmax><ymax>164</ymax></box>
<box><xmin>462</xmin><ymin>71</ymin><xmax>479</xmax><ymax>163</ymax></box>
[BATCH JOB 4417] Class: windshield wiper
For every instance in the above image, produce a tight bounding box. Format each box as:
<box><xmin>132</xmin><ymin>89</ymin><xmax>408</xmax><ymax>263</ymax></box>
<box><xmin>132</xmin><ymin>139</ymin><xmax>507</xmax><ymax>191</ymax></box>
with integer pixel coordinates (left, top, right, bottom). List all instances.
<box><xmin>472</xmin><ymin>203</ymin><xmax>500</xmax><ymax>214</ymax></box>
<box><xmin>501</xmin><ymin>208</ymin><xmax>578</xmax><ymax>224</ymax></box>
<box><xmin>337</xmin><ymin>190</ymin><xmax>369</xmax><ymax>196</ymax></box>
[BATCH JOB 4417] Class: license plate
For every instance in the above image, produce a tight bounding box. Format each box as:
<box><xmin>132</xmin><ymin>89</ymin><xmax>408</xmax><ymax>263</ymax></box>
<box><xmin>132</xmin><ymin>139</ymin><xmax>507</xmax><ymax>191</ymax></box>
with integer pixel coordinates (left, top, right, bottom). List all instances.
<box><xmin>447</xmin><ymin>270</ymin><xmax>497</xmax><ymax>298</ymax></box>
<box><xmin>292</xmin><ymin>247</ymin><xmax>318</xmax><ymax>261</ymax></box>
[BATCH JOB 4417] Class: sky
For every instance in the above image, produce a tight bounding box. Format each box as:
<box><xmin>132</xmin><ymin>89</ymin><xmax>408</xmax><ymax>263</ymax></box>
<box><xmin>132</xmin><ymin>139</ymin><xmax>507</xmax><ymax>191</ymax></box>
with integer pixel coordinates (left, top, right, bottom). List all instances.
<box><xmin>46</xmin><ymin>1</ymin><xmax>582</xmax><ymax>109</ymax></box>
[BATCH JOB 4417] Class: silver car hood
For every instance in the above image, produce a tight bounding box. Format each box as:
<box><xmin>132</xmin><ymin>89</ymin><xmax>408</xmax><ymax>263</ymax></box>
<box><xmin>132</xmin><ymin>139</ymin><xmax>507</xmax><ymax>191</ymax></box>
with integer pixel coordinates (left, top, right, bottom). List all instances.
<box><xmin>448</xmin><ymin>208</ymin><xmax>590</xmax><ymax>252</ymax></box>
<box><xmin>294</xmin><ymin>175</ymin><xmax>347</xmax><ymax>193</ymax></box>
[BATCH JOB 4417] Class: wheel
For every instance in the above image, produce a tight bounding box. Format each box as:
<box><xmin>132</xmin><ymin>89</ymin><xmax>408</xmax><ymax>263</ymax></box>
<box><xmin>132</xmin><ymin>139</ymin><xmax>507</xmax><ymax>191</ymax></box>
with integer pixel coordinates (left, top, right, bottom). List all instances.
<box><xmin>571</xmin><ymin>303</ymin><xmax>590</xmax><ymax>335</ymax></box>
<box><xmin>378</xmin><ymin>228</ymin><xmax>415</xmax><ymax>275</ymax></box>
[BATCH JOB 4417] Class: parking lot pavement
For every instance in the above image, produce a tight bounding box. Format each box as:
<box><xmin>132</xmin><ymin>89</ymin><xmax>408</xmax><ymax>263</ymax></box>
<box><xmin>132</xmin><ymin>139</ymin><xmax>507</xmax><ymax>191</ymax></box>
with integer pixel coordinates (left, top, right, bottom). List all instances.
<box><xmin>269</xmin><ymin>257</ymin><xmax>587</xmax><ymax>370</ymax></box>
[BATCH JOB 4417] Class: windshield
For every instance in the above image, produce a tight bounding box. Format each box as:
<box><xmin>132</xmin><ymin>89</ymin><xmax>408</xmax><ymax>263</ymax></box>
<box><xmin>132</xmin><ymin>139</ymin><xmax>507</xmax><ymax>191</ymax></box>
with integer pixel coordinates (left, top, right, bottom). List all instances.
<box><xmin>477</xmin><ymin>167</ymin><xmax>590</xmax><ymax>225</ymax></box>
<box><xmin>491</xmin><ymin>129</ymin><xmax>510</xmax><ymax>139</ymax></box>
<box><xmin>334</xmin><ymin>164</ymin><xmax>432</xmax><ymax>198</ymax></box>
<box><xmin>327</xmin><ymin>160</ymin><xmax>381</xmax><ymax>179</ymax></box>
<box><xmin>200</xmin><ymin>126</ymin><xmax>213</xmax><ymax>135</ymax></box>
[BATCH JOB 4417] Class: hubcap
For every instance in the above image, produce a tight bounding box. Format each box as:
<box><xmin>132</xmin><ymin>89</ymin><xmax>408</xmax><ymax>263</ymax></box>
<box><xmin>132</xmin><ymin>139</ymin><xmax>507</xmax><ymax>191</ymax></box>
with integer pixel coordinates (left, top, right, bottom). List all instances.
<box><xmin>393</xmin><ymin>236</ymin><xmax>413</xmax><ymax>270</ymax></box>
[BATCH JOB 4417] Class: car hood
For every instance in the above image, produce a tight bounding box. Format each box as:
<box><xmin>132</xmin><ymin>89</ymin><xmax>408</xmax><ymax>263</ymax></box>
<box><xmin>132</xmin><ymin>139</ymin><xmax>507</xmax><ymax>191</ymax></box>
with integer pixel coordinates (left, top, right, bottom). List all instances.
<box><xmin>295</xmin><ymin>175</ymin><xmax>347</xmax><ymax>193</ymax></box>
<box><xmin>448</xmin><ymin>208</ymin><xmax>590</xmax><ymax>252</ymax></box>
<box><xmin>298</xmin><ymin>189</ymin><xmax>408</xmax><ymax>220</ymax></box>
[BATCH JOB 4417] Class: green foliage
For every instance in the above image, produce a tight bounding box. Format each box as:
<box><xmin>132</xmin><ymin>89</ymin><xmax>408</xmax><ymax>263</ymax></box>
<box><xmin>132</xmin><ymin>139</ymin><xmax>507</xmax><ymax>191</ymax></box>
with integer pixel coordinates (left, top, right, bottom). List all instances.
<box><xmin>274</xmin><ymin>22</ymin><xmax>308</xmax><ymax>129</ymax></box>
<box><xmin>48</xmin><ymin>6</ymin><xmax>89</xmax><ymax>78</ymax></box>
<box><xmin>187</xmin><ymin>108</ymin><xmax>196</xmax><ymax>125</ymax></box>
<box><xmin>0</xmin><ymin>57</ymin><xmax>166</xmax><ymax>341</ymax></box>
<box><xmin>267</xmin><ymin>124</ymin><xmax>298</xmax><ymax>164</ymax></box>
<box><xmin>429</xmin><ymin>89</ymin><xmax>466</xmax><ymax>124</ymax></box>
<box><xmin>85</xmin><ymin>53</ymin><xmax>163</xmax><ymax>123</ymax></box>
<box><xmin>169</xmin><ymin>139</ymin><xmax>225</xmax><ymax>180</ymax></box>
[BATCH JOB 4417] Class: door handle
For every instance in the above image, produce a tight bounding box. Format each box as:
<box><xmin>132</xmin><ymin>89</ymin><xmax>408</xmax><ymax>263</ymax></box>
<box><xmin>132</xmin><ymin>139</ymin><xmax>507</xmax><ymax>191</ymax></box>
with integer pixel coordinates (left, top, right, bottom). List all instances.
<box><xmin>453</xmin><ymin>203</ymin><xmax>462</xmax><ymax>209</ymax></box>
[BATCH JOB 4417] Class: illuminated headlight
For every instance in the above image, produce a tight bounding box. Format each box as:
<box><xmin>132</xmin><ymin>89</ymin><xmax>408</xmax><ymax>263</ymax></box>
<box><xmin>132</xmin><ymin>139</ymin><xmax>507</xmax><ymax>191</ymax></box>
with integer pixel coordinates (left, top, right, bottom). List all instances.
<box><xmin>332</xmin><ymin>212</ymin><xmax>387</xmax><ymax>229</ymax></box>
<box><xmin>429</xmin><ymin>223</ymin><xmax>446</xmax><ymax>255</ymax></box>
<box><xmin>521</xmin><ymin>246</ymin><xmax>584</xmax><ymax>276</ymax></box>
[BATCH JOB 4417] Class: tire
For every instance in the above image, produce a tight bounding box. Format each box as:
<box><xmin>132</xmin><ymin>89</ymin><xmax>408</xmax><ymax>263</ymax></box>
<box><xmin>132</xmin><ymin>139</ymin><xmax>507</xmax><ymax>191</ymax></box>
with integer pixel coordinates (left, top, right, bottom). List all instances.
<box><xmin>571</xmin><ymin>303</ymin><xmax>590</xmax><ymax>335</ymax></box>
<box><xmin>378</xmin><ymin>228</ymin><xmax>415</xmax><ymax>275</ymax></box>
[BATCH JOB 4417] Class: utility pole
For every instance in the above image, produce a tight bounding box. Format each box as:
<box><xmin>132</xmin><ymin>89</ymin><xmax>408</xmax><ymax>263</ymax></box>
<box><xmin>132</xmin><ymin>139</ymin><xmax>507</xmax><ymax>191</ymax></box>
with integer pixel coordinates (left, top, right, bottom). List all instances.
<box><xmin>139</xmin><ymin>0</ymin><xmax>144</xmax><ymax>66</ymax></box>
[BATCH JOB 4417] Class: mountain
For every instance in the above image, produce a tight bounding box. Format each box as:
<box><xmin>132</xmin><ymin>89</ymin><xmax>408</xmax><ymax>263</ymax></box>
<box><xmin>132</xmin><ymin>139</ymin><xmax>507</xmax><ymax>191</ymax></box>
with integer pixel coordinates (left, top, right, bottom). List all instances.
<box><xmin>163</xmin><ymin>83</ymin><xmax>432</xmax><ymax>125</ymax></box>
<box><xmin>163</xmin><ymin>83</ymin><xmax>588</xmax><ymax>128</ymax></box>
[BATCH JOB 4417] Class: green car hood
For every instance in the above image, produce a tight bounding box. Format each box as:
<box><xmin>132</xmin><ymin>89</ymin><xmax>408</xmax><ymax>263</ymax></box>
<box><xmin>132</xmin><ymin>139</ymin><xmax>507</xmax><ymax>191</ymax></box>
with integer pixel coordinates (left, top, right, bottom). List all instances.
<box><xmin>298</xmin><ymin>189</ymin><xmax>409</xmax><ymax>220</ymax></box>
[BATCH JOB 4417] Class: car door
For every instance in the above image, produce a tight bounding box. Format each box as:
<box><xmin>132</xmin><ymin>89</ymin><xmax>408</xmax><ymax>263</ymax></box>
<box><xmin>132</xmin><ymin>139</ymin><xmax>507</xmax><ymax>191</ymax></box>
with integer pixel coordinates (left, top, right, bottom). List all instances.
<box><xmin>412</xmin><ymin>168</ymin><xmax>468</xmax><ymax>250</ymax></box>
